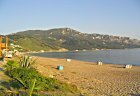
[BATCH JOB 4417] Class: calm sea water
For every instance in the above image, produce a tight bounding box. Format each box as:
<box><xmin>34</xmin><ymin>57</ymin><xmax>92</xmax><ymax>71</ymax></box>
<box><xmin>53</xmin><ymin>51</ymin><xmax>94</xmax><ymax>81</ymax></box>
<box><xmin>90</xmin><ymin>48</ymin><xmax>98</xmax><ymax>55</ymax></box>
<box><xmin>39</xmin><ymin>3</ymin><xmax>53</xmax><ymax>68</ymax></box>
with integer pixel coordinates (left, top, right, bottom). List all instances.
<box><xmin>31</xmin><ymin>48</ymin><xmax>140</xmax><ymax>66</ymax></box>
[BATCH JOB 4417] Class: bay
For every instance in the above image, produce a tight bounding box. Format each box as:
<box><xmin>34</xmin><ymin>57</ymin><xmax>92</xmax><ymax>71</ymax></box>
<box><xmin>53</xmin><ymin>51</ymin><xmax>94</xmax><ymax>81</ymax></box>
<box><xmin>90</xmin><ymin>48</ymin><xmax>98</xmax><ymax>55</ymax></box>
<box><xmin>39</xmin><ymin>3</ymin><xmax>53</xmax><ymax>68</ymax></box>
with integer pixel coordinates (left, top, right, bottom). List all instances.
<box><xmin>31</xmin><ymin>48</ymin><xmax>140</xmax><ymax>66</ymax></box>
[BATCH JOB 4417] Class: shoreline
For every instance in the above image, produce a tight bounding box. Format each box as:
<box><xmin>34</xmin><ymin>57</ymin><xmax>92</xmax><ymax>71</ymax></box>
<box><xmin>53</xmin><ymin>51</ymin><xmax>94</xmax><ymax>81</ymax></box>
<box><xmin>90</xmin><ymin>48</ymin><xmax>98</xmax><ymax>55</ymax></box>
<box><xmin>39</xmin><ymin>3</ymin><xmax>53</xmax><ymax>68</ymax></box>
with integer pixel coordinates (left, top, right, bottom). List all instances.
<box><xmin>34</xmin><ymin>56</ymin><xmax>140</xmax><ymax>95</ymax></box>
<box><xmin>29</xmin><ymin>48</ymin><xmax>140</xmax><ymax>66</ymax></box>
<box><xmin>27</xmin><ymin>48</ymin><xmax>140</xmax><ymax>54</ymax></box>
<box><xmin>31</xmin><ymin>54</ymin><xmax>140</xmax><ymax>66</ymax></box>
<box><xmin>34</xmin><ymin>56</ymin><xmax>140</xmax><ymax>67</ymax></box>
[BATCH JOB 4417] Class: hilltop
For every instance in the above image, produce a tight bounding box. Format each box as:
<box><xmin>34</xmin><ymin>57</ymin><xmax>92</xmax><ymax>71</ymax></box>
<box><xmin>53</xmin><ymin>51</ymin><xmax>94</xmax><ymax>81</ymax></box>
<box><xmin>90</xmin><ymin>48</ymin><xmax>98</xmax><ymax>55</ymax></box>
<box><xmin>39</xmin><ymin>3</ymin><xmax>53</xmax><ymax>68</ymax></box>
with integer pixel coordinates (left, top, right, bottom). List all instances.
<box><xmin>6</xmin><ymin>28</ymin><xmax>140</xmax><ymax>51</ymax></box>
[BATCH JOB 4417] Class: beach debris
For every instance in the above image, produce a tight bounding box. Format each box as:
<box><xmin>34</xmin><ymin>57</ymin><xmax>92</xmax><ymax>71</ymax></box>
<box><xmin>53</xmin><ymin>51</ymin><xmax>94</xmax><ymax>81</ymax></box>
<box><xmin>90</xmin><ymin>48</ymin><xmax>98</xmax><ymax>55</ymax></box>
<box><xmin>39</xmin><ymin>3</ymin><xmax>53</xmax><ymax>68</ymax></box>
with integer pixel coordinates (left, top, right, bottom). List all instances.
<box><xmin>97</xmin><ymin>61</ymin><xmax>103</xmax><ymax>65</ymax></box>
<box><xmin>66</xmin><ymin>59</ymin><xmax>71</xmax><ymax>62</ymax></box>
<box><xmin>125</xmin><ymin>65</ymin><xmax>132</xmax><ymax>69</ymax></box>
<box><xmin>57</xmin><ymin>65</ymin><xmax>64</xmax><ymax>70</ymax></box>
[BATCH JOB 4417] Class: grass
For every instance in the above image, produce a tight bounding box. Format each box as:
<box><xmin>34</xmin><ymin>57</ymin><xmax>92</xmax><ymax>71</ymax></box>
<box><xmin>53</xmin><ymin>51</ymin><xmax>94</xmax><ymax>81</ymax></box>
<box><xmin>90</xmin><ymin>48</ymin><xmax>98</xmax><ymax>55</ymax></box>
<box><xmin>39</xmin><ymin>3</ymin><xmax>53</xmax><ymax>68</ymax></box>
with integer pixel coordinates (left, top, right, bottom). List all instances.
<box><xmin>0</xmin><ymin>62</ymin><xmax>10</xmax><ymax>81</ymax></box>
<box><xmin>17</xmin><ymin>37</ymin><xmax>52</xmax><ymax>51</ymax></box>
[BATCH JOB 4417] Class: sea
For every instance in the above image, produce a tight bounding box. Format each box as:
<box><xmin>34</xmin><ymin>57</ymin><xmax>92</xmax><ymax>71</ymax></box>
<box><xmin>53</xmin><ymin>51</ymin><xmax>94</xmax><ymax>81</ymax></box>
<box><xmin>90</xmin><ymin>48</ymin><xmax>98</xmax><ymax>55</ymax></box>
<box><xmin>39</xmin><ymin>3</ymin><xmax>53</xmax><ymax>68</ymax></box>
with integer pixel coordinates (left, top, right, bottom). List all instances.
<box><xmin>31</xmin><ymin>48</ymin><xmax>140</xmax><ymax>66</ymax></box>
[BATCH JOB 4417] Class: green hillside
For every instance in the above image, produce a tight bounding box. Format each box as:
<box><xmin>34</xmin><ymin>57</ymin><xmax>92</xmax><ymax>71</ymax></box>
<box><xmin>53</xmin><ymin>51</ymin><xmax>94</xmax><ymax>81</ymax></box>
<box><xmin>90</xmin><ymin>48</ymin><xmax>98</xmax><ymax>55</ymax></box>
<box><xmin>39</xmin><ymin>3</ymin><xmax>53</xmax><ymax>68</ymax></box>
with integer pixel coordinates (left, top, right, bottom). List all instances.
<box><xmin>7</xmin><ymin>28</ymin><xmax>140</xmax><ymax>51</ymax></box>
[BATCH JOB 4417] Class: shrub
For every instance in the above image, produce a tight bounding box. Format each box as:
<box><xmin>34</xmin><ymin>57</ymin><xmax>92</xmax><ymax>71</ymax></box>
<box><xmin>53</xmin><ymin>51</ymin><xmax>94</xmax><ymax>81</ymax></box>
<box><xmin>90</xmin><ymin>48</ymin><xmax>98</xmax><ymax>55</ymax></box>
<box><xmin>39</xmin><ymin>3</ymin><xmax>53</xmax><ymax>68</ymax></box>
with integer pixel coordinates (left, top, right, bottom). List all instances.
<box><xmin>4</xmin><ymin>60</ymin><xmax>19</xmax><ymax>75</ymax></box>
<box><xmin>9</xmin><ymin>67</ymin><xmax>79</xmax><ymax>93</ymax></box>
<box><xmin>18</xmin><ymin>55</ymin><xmax>36</xmax><ymax>68</ymax></box>
<box><xmin>4</xmin><ymin>55</ymin><xmax>79</xmax><ymax>95</ymax></box>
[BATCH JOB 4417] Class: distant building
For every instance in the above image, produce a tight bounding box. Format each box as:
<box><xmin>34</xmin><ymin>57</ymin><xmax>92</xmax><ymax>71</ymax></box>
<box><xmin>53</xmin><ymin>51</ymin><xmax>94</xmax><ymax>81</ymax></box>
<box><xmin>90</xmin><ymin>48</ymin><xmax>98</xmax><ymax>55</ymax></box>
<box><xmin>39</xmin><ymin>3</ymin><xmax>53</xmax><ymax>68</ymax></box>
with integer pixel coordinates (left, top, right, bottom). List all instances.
<box><xmin>40</xmin><ymin>50</ymin><xmax>45</xmax><ymax>52</ymax></box>
<box><xmin>10</xmin><ymin>43</ymin><xmax>14</xmax><ymax>46</ymax></box>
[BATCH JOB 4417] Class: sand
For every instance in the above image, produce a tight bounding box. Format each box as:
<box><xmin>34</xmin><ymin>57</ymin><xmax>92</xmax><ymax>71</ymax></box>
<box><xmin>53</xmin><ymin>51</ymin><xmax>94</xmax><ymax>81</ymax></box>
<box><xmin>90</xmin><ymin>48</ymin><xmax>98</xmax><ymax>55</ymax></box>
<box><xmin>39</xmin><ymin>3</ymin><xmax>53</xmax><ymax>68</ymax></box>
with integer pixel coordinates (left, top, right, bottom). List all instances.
<box><xmin>33</xmin><ymin>56</ymin><xmax>140</xmax><ymax>96</ymax></box>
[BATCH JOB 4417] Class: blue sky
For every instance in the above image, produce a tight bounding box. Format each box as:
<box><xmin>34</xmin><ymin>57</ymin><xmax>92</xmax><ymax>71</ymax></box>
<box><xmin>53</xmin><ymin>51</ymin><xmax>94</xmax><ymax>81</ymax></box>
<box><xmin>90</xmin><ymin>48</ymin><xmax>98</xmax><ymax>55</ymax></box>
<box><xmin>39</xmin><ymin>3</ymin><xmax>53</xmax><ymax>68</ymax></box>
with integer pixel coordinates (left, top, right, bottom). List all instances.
<box><xmin>0</xmin><ymin>0</ymin><xmax>140</xmax><ymax>39</ymax></box>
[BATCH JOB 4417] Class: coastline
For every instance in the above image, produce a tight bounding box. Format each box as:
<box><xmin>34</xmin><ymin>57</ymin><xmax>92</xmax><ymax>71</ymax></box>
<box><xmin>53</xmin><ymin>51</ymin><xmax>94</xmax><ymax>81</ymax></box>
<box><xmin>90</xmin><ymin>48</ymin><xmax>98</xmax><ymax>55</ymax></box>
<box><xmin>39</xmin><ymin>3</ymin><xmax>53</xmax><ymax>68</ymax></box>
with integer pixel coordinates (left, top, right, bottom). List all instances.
<box><xmin>26</xmin><ymin>48</ymin><xmax>140</xmax><ymax>54</ymax></box>
<box><xmin>30</xmin><ymin>49</ymin><xmax>140</xmax><ymax>66</ymax></box>
<box><xmin>34</xmin><ymin>56</ymin><xmax>140</xmax><ymax>96</ymax></box>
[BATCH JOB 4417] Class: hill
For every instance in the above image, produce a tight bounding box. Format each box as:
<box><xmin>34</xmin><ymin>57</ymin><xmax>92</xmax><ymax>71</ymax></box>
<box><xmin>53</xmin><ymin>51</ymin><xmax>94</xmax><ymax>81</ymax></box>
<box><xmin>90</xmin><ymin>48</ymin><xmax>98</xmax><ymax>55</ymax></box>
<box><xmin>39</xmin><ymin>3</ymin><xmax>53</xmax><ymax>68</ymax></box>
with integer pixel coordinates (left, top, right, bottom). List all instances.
<box><xmin>7</xmin><ymin>28</ymin><xmax>140</xmax><ymax>51</ymax></box>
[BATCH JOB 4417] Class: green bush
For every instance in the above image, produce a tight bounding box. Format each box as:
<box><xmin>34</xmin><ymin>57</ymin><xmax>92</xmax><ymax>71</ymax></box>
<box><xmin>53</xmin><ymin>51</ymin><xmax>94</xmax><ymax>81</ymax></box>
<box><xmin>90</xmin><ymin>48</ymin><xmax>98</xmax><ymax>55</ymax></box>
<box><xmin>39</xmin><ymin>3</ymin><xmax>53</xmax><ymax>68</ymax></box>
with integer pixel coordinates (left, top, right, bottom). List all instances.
<box><xmin>5</xmin><ymin>60</ymin><xmax>19</xmax><ymax>71</ymax></box>
<box><xmin>4</xmin><ymin>56</ymin><xmax>79</xmax><ymax>95</ymax></box>
<box><xmin>9</xmin><ymin>68</ymin><xmax>43</xmax><ymax>90</ymax></box>
<box><xmin>9</xmin><ymin>67</ymin><xmax>79</xmax><ymax>93</ymax></box>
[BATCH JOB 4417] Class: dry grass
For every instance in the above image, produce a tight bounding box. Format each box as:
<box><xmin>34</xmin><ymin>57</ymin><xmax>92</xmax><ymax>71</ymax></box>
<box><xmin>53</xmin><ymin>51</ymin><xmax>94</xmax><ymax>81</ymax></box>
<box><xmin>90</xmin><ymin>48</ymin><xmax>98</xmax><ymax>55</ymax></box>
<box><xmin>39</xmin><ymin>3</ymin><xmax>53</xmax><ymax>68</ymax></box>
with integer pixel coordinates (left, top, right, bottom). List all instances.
<box><xmin>0</xmin><ymin>61</ymin><xmax>10</xmax><ymax>81</ymax></box>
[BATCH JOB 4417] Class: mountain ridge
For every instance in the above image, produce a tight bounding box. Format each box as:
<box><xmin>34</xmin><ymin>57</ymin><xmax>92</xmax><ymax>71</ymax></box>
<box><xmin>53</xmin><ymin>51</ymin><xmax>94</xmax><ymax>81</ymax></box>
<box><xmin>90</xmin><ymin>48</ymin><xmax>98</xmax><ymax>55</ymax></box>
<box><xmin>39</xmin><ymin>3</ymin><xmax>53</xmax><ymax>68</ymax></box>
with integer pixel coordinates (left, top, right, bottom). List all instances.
<box><xmin>5</xmin><ymin>28</ymin><xmax>140</xmax><ymax>51</ymax></box>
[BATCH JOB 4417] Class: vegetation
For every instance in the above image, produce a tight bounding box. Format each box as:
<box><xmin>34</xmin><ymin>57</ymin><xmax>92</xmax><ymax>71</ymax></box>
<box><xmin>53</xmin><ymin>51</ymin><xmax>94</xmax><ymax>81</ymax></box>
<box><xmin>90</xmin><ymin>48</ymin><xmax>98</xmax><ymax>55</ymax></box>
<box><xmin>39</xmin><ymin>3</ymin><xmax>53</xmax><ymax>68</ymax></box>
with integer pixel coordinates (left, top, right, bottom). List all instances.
<box><xmin>0</xmin><ymin>55</ymin><xmax>80</xmax><ymax>96</ymax></box>
<box><xmin>18</xmin><ymin>55</ymin><xmax>36</xmax><ymax>68</ymax></box>
<box><xmin>7</xmin><ymin>28</ymin><xmax>140</xmax><ymax>51</ymax></box>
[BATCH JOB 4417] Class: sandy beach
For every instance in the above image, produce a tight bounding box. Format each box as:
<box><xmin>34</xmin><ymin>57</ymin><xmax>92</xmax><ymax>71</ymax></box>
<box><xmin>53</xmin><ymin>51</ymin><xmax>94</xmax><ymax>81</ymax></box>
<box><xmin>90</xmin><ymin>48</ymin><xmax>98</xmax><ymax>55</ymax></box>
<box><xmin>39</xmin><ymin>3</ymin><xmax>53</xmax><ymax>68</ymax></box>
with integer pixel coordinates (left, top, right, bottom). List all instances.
<box><xmin>34</xmin><ymin>56</ymin><xmax>140</xmax><ymax>96</ymax></box>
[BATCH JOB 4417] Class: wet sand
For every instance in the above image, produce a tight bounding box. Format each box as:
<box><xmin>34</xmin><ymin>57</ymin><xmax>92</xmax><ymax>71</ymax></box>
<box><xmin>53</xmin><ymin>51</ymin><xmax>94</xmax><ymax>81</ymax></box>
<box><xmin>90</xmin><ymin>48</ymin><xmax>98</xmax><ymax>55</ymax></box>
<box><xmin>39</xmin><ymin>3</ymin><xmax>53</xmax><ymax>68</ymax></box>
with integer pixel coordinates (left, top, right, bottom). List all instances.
<box><xmin>34</xmin><ymin>56</ymin><xmax>140</xmax><ymax>96</ymax></box>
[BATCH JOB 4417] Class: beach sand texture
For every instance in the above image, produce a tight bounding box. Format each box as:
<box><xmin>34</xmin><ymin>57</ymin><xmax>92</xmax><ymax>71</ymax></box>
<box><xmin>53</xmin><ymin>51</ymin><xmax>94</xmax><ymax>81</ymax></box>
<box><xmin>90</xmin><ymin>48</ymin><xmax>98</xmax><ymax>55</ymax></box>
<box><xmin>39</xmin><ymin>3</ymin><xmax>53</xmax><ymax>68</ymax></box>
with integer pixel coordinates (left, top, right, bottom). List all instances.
<box><xmin>34</xmin><ymin>56</ymin><xmax>140</xmax><ymax>96</ymax></box>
